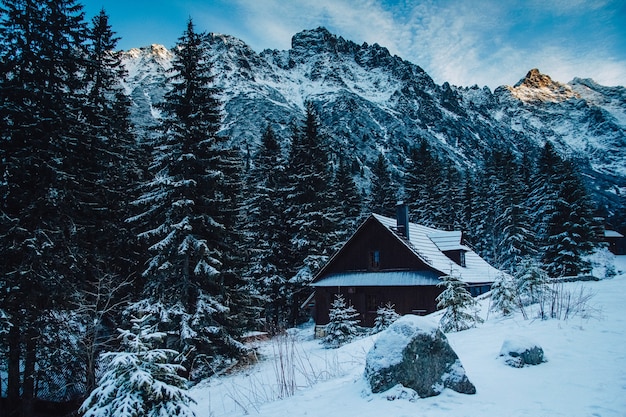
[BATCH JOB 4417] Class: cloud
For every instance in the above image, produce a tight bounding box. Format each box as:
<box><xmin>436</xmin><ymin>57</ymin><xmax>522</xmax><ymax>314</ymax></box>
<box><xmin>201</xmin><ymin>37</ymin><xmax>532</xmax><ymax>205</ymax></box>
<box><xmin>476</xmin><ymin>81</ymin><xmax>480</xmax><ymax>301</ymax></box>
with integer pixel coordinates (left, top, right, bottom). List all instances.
<box><xmin>189</xmin><ymin>0</ymin><xmax>626</xmax><ymax>89</ymax></box>
<box><xmin>226</xmin><ymin>0</ymin><xmax>402</xmax><ymax>54</ymax></box>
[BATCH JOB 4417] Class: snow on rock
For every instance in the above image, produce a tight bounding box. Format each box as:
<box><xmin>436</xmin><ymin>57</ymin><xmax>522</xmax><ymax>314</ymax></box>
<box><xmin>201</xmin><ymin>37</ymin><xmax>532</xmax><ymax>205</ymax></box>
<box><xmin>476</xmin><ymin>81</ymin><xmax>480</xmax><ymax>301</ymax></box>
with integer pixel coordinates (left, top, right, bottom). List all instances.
<box><xmin>119</xmin><ymin>29</ymin><xmax>626</xmax><ymax>217</ymax></box>
<box><xmin>499</xmin><ymin>336</ymin><xmax>545</xmax><ymax>367</ymax></box>
<box><xmin>364</xmin><ymin>315</ymin><xmax>476</xmax><ymax>397</ymax></box>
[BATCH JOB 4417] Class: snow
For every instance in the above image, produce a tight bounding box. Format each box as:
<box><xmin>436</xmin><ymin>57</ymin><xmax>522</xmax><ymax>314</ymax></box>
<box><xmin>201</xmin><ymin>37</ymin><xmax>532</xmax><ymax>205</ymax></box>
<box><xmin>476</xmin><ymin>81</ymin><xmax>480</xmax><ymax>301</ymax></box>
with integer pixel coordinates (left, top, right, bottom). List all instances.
<box><xmin>312</xmin><ymin>271</ymin><xmax>440</xmax><ymax>287</ymax></box>
<box><xmin>498</xmin><ymin>336</ymin><xmax>541</xmax><ymax>356</ymax></box>
<box><xmin>190</xmin><ymin>256</ymin><xmax>626</xmax><ymax>417</ymax></box>
<box><xmin>366</xmin><ymin>315</ymin><xmax>439</xmax><ymax>369</ymax></box>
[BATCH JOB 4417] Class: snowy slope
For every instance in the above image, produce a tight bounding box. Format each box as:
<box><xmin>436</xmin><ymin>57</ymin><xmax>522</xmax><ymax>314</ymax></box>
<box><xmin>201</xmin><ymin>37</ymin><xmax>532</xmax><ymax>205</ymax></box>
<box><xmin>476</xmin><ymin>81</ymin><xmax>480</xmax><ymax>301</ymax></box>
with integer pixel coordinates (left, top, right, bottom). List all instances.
<box><xmin>190</xmin><ymin>256</ymin><xmax>626</xmax><ymax>417</ymax></box>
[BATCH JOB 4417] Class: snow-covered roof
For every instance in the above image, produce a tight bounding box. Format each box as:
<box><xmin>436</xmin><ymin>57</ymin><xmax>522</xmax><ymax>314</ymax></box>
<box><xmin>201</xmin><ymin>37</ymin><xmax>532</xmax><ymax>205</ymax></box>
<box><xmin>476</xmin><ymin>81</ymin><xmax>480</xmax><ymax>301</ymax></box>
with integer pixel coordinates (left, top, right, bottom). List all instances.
<box><xmin>427</xmin><ymin>230</ymin><xmax>470</xmax><ymax>252</ymax></box>
<box><xmin>604</xmin><ymin>230</ymin><xmax>624</xmax><ymax>238</ymax></box>
<box><xmin>312</xmin><ymin>271</ymin><xmax>441</xmax><ymax>287</ymax></box>
<box><xmin>372</xmin><ymin>214</ymin><xmax>504</xmax><ymax>284</ymax></box>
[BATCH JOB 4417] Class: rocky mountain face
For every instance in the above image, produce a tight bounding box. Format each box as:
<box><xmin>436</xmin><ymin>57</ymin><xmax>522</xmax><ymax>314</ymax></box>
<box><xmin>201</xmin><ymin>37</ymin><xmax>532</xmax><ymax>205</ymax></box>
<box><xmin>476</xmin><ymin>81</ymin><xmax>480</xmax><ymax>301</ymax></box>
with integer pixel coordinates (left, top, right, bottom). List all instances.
<box><xmin>120</xmin><ymin>27</ymin><xmax>626</xmax><ymax>225</ymax></box>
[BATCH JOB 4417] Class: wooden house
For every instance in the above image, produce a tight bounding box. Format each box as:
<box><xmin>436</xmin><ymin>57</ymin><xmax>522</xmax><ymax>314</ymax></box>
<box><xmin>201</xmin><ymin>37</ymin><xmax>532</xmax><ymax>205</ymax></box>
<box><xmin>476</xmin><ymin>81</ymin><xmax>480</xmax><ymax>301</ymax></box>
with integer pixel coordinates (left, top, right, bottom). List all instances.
<box><xmin>604</xmin><ymin>229</ymin><xmax>625</xmax><ymax>255</ymax></box>
<box><xmin>310</xmin><ymin>204</ymin><xmax>504</xmax><ymax>328</ymax></box>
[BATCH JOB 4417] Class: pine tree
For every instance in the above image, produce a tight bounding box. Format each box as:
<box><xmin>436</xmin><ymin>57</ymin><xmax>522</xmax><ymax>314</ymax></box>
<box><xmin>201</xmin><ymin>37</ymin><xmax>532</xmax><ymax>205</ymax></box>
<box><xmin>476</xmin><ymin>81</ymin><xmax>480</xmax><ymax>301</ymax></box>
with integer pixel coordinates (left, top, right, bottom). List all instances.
<box><xmin>0</xmin><ymin>0</ymin><xmax>89</xmax><ymax>412</ymax></box>
<box><xmin>330</xmin><ymin>155</ymin><xmax>363</xmax><ymax>246</ymax></box>
<box><xmin>514</xmin><ymin>257</ymin><xmax>550</xmax><ymax>307</ymax></box>
<box><xmin>532</xmin><ymin>142</ymin><xmax>599</xmax><ymax>277</ymax></box>
<box><xmin>436</xmin><ymin>271</ymin><xmax>483</xmax><ymax>332</ymax></box>
<box><xmin>372</xmin><ymin>302</ymin><xmax>400</xmax><ymax>334</ymax></box>
<box><xmin>80</xmin><ymin>315</ymin><xmax>196</xmax><ymax>417</ymax></box>
<box><xmin>368</xmin><ymin>153</ymin><xmax>397</xmax><ymax>217</ymax></box>
<box><xmin>128</xmin><ymin>19</ymin><xmax>247</xmax><ymax>380</ymax></box>
<box><xmin>321</xmin><ymin>294</ymin><xmax>361</xmax><ymax>348</ymax></box>
<box><xmin>489</xmin><ymin>273</ymin><xmax>518</xmax><ymax>316</ymax></box>
<box><xmin>283</xmin><ymin>103</ymin><xmax>338</xmax><ymax>324</ymax></box>
<box><xmin>245</xmin><ymin>125</ymin><xmax>292</xmax><ymax>329</ymax></box>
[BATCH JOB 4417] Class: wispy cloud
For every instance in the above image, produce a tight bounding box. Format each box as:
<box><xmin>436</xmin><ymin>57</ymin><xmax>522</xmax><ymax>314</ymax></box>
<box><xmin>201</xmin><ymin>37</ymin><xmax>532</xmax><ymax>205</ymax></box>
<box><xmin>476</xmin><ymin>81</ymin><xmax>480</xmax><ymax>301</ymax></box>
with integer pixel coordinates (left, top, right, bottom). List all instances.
<box><xmin>190</xmin><ymin>0</ymin><xmax>626</xmax><ymax>88</ymax></box>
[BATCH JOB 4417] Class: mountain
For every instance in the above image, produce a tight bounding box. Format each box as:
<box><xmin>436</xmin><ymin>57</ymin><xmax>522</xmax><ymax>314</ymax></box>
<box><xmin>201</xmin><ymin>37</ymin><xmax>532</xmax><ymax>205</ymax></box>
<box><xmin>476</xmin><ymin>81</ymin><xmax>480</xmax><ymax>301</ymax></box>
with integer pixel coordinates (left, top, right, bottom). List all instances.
<box><xmin>119</xmin><ymin>27</ymin><xmax>626</xmax><ymax>227</ymax></box>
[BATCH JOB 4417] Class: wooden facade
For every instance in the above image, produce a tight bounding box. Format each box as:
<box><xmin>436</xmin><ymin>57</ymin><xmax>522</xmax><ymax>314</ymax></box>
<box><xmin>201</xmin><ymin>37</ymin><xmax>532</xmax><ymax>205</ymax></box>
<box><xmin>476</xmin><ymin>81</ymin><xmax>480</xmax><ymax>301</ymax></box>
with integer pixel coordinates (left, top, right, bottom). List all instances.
<box><xmin>311</xmin><ymin>212</ymin><xmax>497</xmax><ymax>328</ymax></box>
<box><xmin>314</xmin><ymin>284</ymin><xmax>442</xmax><ymax>327</ymax></box>
<box><xmin>318</xmin><ymin>218</ymin><xmax>440</xmax><ymax>275</ymax></box>
<box><xmin>312</xmin><ymin>216</ymin><xmax>444</xmax><ymax>327</ymax></box>
<box><xmin>604</xmin><ymin>230</ymin><xmax>625</xmax><ymax>255</ymax></box>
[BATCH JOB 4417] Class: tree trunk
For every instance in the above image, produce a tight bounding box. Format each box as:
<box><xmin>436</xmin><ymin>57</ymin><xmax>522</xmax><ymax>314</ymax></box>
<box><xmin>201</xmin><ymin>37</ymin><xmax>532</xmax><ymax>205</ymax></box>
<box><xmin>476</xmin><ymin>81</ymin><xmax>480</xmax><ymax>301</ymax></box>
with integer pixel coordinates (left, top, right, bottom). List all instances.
<box><xmin>6</xmin><ymin>323</ymin><xmax>21</xmax><ymax>417</ymax></box>
<box><xmin>21</xmin><ymin>326</ymin><xmax>37</xmax><ymax>417</ymax></box>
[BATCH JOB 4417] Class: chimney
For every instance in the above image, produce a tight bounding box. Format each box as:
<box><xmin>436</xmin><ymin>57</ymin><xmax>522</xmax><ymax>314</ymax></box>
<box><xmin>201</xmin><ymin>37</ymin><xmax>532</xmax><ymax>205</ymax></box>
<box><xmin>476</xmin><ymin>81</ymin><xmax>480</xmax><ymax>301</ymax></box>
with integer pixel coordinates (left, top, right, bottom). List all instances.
<box><xmin>396</xmin><ymin>201</ymin><xmax>410</xmax><ymax>240</ymax></box>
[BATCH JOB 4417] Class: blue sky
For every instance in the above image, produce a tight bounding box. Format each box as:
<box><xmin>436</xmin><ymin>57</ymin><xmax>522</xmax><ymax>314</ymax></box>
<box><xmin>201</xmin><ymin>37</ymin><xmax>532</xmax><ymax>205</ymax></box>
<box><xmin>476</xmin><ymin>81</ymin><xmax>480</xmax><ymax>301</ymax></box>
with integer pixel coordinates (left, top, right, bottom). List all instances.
<box><xmin>82</xmin><ymin>0</ymin><xmax>626</xmax><ymax>89</ymax></box>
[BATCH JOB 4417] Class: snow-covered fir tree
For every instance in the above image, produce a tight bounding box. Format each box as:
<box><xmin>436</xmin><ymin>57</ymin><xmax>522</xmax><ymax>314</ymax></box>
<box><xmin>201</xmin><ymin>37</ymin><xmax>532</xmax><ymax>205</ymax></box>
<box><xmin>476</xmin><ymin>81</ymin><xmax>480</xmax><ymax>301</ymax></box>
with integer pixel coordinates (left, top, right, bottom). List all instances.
<box><xmin>491</xmin><ymin>150</ymin><xmax>536</xmax><ymax>273</ymax></box>
<box><xmin>0</xmin><ymin>309</ymin><xmax>10</xmax><ymax>334</ymax></box>
<box><xmin>79</xmin><ymin>10</ymin><xmax>140</xmax><ymax>393</ymax></box>
<box><xmin>330</xmin><ymin>155</ymin><xmax>363</xmax><ymax>247</ymax></box>
<box><xmin>80</xmin><ymin>315</ymin><xmax>196</xmax><ymax>417</ymax></box>
<box><xmin>368</xmin><ymin>153</ymin><xmax>397</xmax><ymax>217</ymax></box>
<box><xmin>489</xmin><ymin>273</ymin><xmax>518</xmax><ymax>316</ymax></box>
<box><xmin>404</xmin><ymin>140</ymin><xmax>454</xmax><ymax>228</ymax></box>
<box><xmin>322</xmin><ymin>294</ymin><xmax>361</xmax><ymax>349</ymax></box>
<box><xmin>532</xmin><ymin>142</ymin><xmax>599</xmax><ymax>277</ymax></box>
<box><xmin>436</xmin><ymin>271</ymin><xmax>483</xmax><ymax>332</ymax></box>
<box><xmin>245</xmin><ymin>124</ymin><xmax>292</xmax><ymax>329</ymax></box>
<box><xmin>371</xmin><ymin>302</ymin><xmax>400</xmax><ymax>334</ymax></box>
<box><xmin>514</xmin><ymin>257</ymin><xmax>551</xmax><ymax>307</ymax></box>
<box><xmin>0</xmin><ymin>0</ymin><xmax>92</xmax><ymax>412</ymax></box>
<box><xmin>127</xmin><ymin>19</ymin><xmax>248</xmax><ymax>380</ymax></box>
<box><xmin>284</xmin><ymin>103</ymin><xmax>339</xmax><ymax>324</ymax></box>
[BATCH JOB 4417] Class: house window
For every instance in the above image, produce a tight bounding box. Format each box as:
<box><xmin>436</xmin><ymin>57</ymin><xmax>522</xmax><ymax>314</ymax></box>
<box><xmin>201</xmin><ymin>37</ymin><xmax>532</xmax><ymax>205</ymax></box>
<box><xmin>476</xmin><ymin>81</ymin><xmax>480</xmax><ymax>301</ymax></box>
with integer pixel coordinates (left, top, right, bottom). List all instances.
<box><xmin>368</xmin><ymin>250</ymin><xmax>380</xmax><ymax>269</ymax></box>
<box><xmin>459</xmin><ymin>250</ymin><xmax>466</xmax><ymax>267</ymax></box>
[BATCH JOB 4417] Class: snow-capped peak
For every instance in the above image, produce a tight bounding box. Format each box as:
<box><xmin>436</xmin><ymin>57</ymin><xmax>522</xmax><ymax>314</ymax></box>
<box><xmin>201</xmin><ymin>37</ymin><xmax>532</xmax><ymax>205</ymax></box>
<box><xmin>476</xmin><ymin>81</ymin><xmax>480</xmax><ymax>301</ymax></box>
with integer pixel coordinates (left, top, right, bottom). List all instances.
<box><xmin>123</xmin><ymin>44</ymin><xmax>173</xmax><ymax>63</ymax></box>
<box><xmin>506</xmin><ymin>68</ymin><xmax>580</xmax><ymax>103</ymax></box>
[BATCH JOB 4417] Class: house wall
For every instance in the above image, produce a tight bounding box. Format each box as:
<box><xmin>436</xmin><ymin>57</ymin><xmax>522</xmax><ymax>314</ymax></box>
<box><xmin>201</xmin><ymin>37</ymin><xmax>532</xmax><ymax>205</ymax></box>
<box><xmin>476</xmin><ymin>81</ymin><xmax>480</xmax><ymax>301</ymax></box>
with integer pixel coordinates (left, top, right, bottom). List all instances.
<box><xmin>322</xmin><ymin>218</ymin><xmax>435</xmax><ymax>274</ymax></box>
<box><xmin>313</xmin><ymin>217</ymin><xmax>445</xmax><ymax>327</ymax></box>
<box><xmin>606</xmin><ymin>237</ymin><xmax>626</xmax><ymax>255</ymax></box>
<box><xmin>314</xmin><ymin>285</ymin><xmax>442</xmax><ymax>327</ymax></box>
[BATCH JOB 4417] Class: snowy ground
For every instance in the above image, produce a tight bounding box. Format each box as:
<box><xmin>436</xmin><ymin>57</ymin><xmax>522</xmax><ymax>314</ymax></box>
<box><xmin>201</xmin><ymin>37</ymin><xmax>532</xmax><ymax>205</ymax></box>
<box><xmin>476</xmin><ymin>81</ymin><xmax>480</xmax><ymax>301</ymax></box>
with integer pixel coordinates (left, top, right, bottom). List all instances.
<box><xmin>191</xmin><ymin>256</ymin><xmax>626</xmax><ymax>417</ymax></box>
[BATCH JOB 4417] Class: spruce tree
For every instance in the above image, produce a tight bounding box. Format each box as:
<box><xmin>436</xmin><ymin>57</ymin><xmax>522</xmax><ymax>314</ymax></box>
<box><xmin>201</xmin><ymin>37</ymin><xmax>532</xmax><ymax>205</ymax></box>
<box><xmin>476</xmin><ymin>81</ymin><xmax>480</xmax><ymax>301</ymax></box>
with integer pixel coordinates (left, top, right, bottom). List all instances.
<box><xmin>0</xmin><ymin>0</ymin><xmax>89</xmax><ymax>411</ymax></box>
<box><xmin>330</xmin><ymin>155</ymin><xmax>363</xmax><ymax>245</ymax></box>
<box><xmin>514</xmin><ymin>257</ymin><xmax>550</xmax><ymax>306</ymax></box>
<box><xmin>437</xmin><ymin>159</ymin><xmax>463</xmax><ymax>230</ymax></box>
<box><xmin>489</xmin><ymin>273</ymin><xmax>518</xmax><ymax>316</ymax></box>
<box><xmin>492</xmin><ymin>150</ymin><xmax>536</xmax><ymax>273</ymax></box>
<box><xmin>372</xmin><ymin>302</ymin><xmax>400</xmax><ymax>334</ymax></box>
<box><xmin>245</xmin><ymin>125</ymin><xmax>292</xmax><ymax>329</ymax></box>
<box><xmin>283</xmin><ymin>103</ymin><xmax>338</xmax><ymax>323</ymax></box>
<box><xmin>80</xmin><ymin>315</ymin><xmax>196</xmax><ymax>417</ymax></box>
<box><xmin>368</xmin><ymin>153</ymin><xmax>397</xmax><ymax>217</ymax></box>
<box><xmin>532</xmin><ymin>142</ymin><xmax>598</xmax><ymax>277</ymax></box>
<box><xmin>128</xmin><ymin>19</ymin><xmax>247</xmax><ymax>380</ymax></box>
<box><xmin>322</xmin><ymin>294</ymin><xmax>361</xmax><ymax>348</ymax></box>
<box><xmin>436</xmin><ymin>272</ymin><xmax>483</xmax><ymax>332</ymax></box>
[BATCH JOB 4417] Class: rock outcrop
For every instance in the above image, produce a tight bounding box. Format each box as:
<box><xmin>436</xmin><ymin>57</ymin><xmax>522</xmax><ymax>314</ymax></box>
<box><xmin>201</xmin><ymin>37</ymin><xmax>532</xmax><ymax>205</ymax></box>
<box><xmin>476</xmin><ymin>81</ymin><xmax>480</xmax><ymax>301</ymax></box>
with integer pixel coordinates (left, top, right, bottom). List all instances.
<box><xmin>499</xmin><ymin>337</ymin><xmax>545</xmax><ymax>367</ymax></box>
<box><xmin>365</xmin><ymin>315</ymin><xmax>476</xmax><ymax>398</ymax></box>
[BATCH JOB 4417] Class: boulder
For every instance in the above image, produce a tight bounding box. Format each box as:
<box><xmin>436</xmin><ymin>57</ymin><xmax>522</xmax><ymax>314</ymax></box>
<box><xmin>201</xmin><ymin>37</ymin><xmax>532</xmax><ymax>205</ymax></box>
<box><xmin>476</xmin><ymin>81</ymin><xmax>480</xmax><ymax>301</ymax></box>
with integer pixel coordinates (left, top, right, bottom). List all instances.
<box><xmin>499</xmin><ymin>337</ymin><xmax>545</xmax><ymax>367</ymax></box>
<box><xmin>364</xmin><ymin>315</ymin><xmax>476</xmax><ymax>398</ymax></box>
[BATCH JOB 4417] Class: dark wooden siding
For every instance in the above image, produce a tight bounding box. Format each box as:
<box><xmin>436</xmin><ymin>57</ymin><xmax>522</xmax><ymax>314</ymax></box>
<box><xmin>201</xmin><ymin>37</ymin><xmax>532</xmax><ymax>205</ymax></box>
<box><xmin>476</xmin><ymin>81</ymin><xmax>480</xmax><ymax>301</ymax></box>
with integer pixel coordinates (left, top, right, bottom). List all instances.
<box><xmin>314</xmin><ymin>285</ymin><xmax>443</xmax><ymax>327</ymax></box>
<box><xmin>320</xmin><ymin>217</ymin><xmax>435</xmax><ymax>275</ymax></box>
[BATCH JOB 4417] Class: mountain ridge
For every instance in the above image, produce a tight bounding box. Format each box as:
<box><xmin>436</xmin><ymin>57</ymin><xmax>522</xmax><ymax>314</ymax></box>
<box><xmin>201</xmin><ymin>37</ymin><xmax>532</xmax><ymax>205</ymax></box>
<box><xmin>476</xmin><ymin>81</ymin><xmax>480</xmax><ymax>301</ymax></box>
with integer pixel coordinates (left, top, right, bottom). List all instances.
<box><xmin>119</xmin><ymin>27</ymin><xmax>626</xmax><ymax>227</ymax></box>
